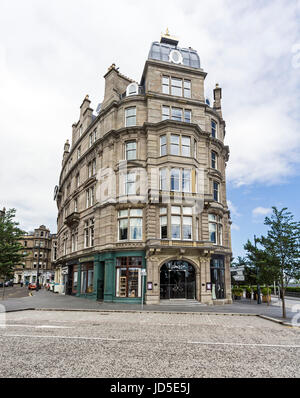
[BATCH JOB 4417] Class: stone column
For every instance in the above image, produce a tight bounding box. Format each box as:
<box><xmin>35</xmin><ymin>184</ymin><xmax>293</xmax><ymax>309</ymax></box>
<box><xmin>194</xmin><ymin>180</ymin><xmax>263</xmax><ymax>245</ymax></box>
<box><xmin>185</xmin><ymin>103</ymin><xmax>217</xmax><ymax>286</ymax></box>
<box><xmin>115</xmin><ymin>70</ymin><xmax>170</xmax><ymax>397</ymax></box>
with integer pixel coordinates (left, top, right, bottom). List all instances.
<box><xmin>145</xmin><ymin>256</ymin><xmax>160</xmax><ymax>305</ymax></box>
<box><xmin>76</xmin><ymin>264</ymin><xmax>81</xmax><ymax>297</ymax></box>
<box><xmin>224</xmin><ymin>255</ymin><xmax>232</xmax><ymax>303</ymax></box>
<box><xmin>104</xmin><ymin>255</ymin><xmax>114</xmax><ymax>302</ymax></box>
<box><xmin>199</xmin><ymin>256</ymin><xmax>213</xmax><ymax>304</ymax></box>
<box><xmin>195</xmin><ymin>267</ymin><xmax>201</xmax><ymax>301</ymax></box>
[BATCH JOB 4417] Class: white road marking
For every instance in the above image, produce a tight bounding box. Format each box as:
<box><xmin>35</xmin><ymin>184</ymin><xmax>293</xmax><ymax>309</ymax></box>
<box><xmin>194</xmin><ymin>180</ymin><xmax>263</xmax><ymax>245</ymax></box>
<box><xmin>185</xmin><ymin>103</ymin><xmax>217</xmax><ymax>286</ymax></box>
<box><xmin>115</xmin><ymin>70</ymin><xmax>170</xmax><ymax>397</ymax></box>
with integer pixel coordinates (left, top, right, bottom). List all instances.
<box><xmin>0</xmin><ymin>334</ymin><xmax>121</xmax><ymax>341</ymax></box>
<box><xmin>187</xmin><ymin>341</ymin><xmax>300</xmax><ymax>348</ymax></box>
<box><xmin>1</xmin><ymin>334</ymin><xmax>299</xmax><ymax>349</ymax></box>
<box><xmin>4</xmin><ymin>324</ymin><xmax>73</xmax><ymax>329</ymax></box>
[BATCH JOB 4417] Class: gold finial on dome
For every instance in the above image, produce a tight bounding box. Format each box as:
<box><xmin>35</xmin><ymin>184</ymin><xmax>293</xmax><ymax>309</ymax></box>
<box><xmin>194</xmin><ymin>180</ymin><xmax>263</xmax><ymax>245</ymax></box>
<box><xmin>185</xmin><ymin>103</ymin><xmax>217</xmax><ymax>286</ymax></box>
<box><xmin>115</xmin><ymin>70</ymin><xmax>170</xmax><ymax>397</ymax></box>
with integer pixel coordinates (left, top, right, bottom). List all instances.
<box><xmin>160</xmin><ymin>28</ymin><xmax>179</xmax><ymax>46</ymax></box>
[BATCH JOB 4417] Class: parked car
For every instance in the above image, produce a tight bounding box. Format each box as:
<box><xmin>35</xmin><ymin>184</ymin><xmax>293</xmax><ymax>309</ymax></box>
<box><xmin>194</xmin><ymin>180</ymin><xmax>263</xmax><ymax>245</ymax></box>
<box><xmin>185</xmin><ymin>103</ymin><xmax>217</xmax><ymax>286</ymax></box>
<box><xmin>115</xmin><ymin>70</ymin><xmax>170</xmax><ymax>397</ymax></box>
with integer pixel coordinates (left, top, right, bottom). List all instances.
<box><xmin>4</xmin><ymin>280</ymin><xmax>14</xmax><ymax>287</ymax></box>
<box><xmin>28</xmin><ymin>282</ymin><xmax>37</xmax><ymax>290</ymax></box>
<box><xmin>0</xmin><ymin>282</ymin><xmax>3</xmax><ymax>288</ymax></box>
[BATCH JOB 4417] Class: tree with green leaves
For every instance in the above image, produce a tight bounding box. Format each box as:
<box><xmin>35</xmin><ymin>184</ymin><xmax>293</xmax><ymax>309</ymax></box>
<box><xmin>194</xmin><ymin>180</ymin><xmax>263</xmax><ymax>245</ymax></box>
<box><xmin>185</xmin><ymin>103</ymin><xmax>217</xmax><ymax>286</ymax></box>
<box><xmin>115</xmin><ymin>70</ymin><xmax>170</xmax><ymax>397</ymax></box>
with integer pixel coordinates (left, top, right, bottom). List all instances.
<box><xmin>244</xmin><ymin>239</ymin><xmax>279</xmax><ymax>286</ymax></box>
<box><xmin>0</xmin><ymin>208</ymin><xmax>26</xmax><ymax>299</ymax></box>
<box><xmin>258</xmin><ymin>207</ymin><xmax>300</xmax><ymax>318</ymax></box>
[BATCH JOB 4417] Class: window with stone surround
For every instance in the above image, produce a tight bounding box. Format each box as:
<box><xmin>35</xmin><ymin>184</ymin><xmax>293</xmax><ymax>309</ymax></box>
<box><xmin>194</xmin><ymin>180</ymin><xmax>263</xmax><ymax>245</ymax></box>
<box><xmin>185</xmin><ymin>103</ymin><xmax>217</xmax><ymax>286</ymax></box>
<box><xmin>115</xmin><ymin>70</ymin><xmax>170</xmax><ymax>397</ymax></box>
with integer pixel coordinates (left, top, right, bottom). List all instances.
<box><xmin>125</xmin><ymin>107</ymin><xmax>136</xmax><ymax>127</ymax></box>
<box><xmin>118</xmin><ymin>209</ymin><xmax>143</xmax><ymax>241</ymax></box>
<box><xmin>208</xmin><ymin>214</ymin><xmax>223</xmax><ymax>245</ymax></box>
<box><xmin>162</xmin><ymin>76</ymin><xmax>191</xmax><ymax>98</ymax></box>
<box><xmin>162</xmin><ymin>106</ymin><xmax>192</xmax><ymax>124</ymax></box>
<box><xmin>211</xmin><ymin>120</ymin><xmax>217</xmax><ymax>138</ymax></box>
<box><xmin>84</xmin><ymin>218</ymin><xmax>94</xmax><ymax>248</ymax></box>
<box><xmin>125</xmin><ymin>141</ymin><xmax>137</xmax><ymax>160</ymax></box>
<box><xmin>211</xmin><ymin>151</ymin><xmax>218</xmax><ymax>169</ymax></box>
<box><xmin>213</xmin><ymin>181</ymin><xmax>220</xmax><ymax>202</ymax></box>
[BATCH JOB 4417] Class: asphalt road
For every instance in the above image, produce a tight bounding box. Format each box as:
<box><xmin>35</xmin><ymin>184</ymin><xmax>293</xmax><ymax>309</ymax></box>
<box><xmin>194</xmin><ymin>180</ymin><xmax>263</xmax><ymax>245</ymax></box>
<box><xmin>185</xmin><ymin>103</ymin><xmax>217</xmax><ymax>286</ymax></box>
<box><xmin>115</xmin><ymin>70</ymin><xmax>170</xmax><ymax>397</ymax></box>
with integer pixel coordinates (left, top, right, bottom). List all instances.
<box><xmin>0</xmin><ymin>285</ymin><xmax>31</xmax><ymax>300</ymax></box>
<box><xmin>0</xmin><ymin>310</ymin><xmax>299</xmax><ymax>378</ymax></box>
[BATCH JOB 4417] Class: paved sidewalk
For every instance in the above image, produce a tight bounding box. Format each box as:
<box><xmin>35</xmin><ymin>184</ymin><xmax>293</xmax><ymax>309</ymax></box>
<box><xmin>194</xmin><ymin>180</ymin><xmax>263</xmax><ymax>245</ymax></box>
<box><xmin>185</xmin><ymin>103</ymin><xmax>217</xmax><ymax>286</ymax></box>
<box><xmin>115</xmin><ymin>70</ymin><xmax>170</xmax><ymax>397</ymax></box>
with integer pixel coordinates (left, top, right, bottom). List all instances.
<box><xmin>1</xmin><ymin>290</ymin><xmax>299</xmax><ymax>324</ymax></box>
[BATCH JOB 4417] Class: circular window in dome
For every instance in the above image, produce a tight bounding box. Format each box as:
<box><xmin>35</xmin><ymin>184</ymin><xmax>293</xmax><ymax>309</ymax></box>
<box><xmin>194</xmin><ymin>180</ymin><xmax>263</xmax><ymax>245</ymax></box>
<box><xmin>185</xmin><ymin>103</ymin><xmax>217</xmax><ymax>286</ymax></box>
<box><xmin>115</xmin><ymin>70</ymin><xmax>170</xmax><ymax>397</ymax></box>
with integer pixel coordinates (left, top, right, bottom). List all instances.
<box><xmin>169</xmin><ymin>49</ymin><xmax>183</xmax><ymax>65</ymax></box>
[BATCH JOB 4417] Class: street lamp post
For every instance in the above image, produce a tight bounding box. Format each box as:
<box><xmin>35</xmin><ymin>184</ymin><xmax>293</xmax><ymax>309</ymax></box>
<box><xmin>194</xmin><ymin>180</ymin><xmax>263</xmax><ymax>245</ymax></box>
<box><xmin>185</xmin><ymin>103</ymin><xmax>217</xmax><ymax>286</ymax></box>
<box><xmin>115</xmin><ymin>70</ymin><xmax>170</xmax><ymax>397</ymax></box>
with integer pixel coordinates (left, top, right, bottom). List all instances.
<box><xmin>254</xmin><ymin>235</ymin><xmax>261</xmax><ymax>304</ymax></box>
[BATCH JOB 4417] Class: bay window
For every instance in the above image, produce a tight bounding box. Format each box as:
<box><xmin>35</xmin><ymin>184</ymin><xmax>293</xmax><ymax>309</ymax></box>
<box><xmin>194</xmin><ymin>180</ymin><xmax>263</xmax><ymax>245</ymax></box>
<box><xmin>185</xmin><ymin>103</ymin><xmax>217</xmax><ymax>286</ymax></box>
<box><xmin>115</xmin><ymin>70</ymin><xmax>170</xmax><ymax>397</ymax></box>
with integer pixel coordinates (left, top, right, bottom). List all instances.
<box><xmin>183</xmin><ymin>216</ymin><xmax>192</xmax><ymax>240</ymax></box>
<box><xmin>162</xmin><ymin>106</ymin><xmax>191</xmax><ymax>123</ymax></box>
<box><xmin>160</xmin><ymin>135</ymin><xmax>167</xmax><ymax>156</ymax></box>
<box><xmin>118</xmin><ymin>209</ymin><xmax>143</xmax><ymax>241</ymax></box>
<box><xmin>160</xmin><ymin>168</ymin><xmax>167</xmax><ymax>190</ymax></box>
<box><xmin>211</xmin><ymin>151</ymin><xmax>217</xmax><ymax>169</ymax></box>
<box><xmin>125</xmin><ymin>172</ymin><xmax>136</xmax><ymax>195</ymax></box>
<box><xmin>209</xmin><ymin>214</ymin><xmax>223</xmax><ymax>245</ymax></box>
<box><xmin>170</xmin><ymin>168</ymin><xmax>180</xmax><ymax>191</ymax></box>
<box><xmin>213</xmin><ymin>181</ymin><xmax>220</xmax><ymax>202</ymax></box>
<box><xmin>181</xmin><ymin>136</ymin><xmax>191</xmax><ymax>156</ymax></box>
<box><xmin>126</xmin><ymin>141</ymin><xmax>137</xmax><ymax>160</ymax></box>
<box><xmin>86</xmin><ymin>186</ymin><xmax>95</xmax><ymax>208</ymax></box>
<box><xmin>71</xmin><ymin>228</ymin><xmax>78</xmax><ymax>252</ymax></box>
<box><xmin>211</xmin><ymin>120</ymin><xmax>217</xmax><ymax>138</ymax></box>
<box><xmin>160</xmin><ymin>207</ymin><xmax>168</xmax><ymax>239</ymax></box>
<box><xmin>170</xmin><ymin>135</ymin><xmax>180</xmax><ymax>155</ymax></box>
<box><xmin>125</xmin><ymin>107</ymin><xmax>136</xmax><ymax>127</ymax></box>
<box><xmin>182</xmin><ymin>169</ymin><xmax>191</xmax><ymax>192</ymax></box>
<box><xmin>171</xmin><ymin>216</ymin><xmax>181</xmax><ymax>239</ymax></box>
<box><xmin>84</xmin><ymin>218</ymin><xmax>94</xmax><ymax>248</ymax></box>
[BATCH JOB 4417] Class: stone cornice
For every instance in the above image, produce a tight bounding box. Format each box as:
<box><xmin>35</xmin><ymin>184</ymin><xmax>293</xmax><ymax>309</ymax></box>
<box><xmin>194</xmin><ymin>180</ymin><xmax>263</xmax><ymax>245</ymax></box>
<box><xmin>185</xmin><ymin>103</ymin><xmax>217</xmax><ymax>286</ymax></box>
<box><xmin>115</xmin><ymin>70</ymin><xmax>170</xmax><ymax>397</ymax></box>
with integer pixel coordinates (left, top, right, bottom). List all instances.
<box><xmin>141</xmin><ymin>59</ymin><xmax>207</xmax><ymax>83</ymax></box>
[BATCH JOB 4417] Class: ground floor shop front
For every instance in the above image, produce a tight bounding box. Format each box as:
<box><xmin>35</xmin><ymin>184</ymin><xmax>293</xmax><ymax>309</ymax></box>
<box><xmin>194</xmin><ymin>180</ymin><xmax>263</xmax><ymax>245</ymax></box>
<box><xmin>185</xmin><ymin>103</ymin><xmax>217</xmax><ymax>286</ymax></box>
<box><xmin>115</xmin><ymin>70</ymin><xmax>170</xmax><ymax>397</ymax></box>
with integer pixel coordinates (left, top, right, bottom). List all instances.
<box><xmin>14</xmin><ymin>270</ymin><xmax>54</xmax><ymax>285</ymax></box>
<box><xmin>54</xmin><ymin>250</ymin><xmax>232</xmax><ymax>305</ymax></box>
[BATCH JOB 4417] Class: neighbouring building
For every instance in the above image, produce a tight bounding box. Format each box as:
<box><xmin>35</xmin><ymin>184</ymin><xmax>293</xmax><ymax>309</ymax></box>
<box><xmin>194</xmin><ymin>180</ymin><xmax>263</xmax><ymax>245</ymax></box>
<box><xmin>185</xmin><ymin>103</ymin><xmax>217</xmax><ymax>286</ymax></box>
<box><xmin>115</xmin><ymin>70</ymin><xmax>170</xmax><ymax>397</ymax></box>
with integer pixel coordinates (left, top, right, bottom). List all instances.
<box><xmin>14</xmin><ymin>225</ymin><xmax>56</xmax><ymax>285</ymax></box>
<box><xmin>54</xmin><ymin>32</ymin><xmax>232</xmax><ymax>304</ymax></box>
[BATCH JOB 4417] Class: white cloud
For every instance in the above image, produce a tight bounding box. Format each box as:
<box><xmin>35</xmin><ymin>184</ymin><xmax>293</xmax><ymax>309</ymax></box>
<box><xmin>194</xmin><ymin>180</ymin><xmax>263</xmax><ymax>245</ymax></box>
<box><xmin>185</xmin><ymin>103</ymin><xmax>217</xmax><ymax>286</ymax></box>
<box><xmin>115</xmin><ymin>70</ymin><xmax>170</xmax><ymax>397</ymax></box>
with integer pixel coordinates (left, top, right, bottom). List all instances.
<box><xmin>0</xmin><ymin>0</ymin><xmax>299</xmax><ymax>231</ymax></box>
<box><xmin>231</xmin><ymin>224</ymin><xmax>240</xmax><ymax>231</ymax></box>
<box><xmin>227</xmin><ymin>200</ymin><xmax>241</xmax><ymax>218</ymax></box>
<box><xmin>252</xmin><ymin>207</ymin><xmax>272</xmax><ymax>217</ymax></box>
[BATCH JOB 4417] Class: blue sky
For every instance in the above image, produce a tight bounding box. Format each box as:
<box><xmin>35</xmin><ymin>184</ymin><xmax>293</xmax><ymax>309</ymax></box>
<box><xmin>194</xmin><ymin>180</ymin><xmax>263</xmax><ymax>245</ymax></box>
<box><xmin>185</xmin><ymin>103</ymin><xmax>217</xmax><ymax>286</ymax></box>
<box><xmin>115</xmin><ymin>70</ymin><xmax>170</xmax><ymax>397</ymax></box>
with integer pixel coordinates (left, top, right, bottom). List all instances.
<box><xmin>228</xmin><ymin>176</ymin><xmax>300</xmax><ymax>259</ymax></box>
<box><xmin>0</xmin><ymin>0</ymin><xmax>299</xmax><ymax>259</ymax></box>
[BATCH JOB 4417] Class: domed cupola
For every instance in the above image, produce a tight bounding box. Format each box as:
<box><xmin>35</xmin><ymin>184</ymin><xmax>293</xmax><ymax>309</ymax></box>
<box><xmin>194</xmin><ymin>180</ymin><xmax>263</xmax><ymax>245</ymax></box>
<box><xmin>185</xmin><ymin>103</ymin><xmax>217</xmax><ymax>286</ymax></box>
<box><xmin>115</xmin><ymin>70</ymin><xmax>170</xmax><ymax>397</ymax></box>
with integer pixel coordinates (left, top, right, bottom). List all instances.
<box><xmin>148</xmin><ymin>29</ymin><xmax>201</xmax><ymax>69</ymax></box>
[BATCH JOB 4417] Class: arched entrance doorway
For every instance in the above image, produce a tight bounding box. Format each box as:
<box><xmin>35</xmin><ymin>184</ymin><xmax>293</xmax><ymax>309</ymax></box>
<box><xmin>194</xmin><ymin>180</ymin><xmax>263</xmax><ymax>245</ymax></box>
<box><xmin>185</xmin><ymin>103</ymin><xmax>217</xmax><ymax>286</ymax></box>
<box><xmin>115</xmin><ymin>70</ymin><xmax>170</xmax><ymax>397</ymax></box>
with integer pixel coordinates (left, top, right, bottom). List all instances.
<box><xmin>160</xmin><ymin>260</ymin><xmax>196</xmax><ymax>300</ymax></box>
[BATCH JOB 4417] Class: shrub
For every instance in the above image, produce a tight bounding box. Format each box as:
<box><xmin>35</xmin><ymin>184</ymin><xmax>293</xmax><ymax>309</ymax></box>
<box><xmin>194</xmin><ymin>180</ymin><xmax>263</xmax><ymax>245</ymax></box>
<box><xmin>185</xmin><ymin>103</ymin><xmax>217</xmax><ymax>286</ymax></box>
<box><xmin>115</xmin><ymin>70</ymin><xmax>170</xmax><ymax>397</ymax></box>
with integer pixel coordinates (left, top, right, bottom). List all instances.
<box><xmin>261</xmin><ymin>287</ymin><xmax>271</xmax><ymax>296</ymax></box>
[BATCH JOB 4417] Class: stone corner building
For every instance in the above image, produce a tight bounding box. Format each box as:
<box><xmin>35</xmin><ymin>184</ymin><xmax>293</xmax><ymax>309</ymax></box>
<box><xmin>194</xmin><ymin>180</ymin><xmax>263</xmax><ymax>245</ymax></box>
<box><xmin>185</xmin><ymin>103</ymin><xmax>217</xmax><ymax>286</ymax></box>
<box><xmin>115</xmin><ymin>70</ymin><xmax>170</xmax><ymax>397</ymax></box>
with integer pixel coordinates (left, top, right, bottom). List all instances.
<box><xmin>54</xmin><ymin>33</ymin><xmax>232</xmax><ymax>305</ymax></box>
<box><xmin>14</xmin><ymin>225</ymin><xmax>56</xmax><ymax>285</ymax></box>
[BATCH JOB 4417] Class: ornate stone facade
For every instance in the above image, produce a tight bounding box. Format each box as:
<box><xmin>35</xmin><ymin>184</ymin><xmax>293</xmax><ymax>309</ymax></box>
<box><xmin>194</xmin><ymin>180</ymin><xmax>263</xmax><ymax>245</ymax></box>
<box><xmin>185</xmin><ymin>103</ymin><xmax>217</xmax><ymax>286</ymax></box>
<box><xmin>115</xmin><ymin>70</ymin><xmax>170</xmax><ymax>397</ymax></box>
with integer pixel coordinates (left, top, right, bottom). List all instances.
<box><xmin>14</xmin><ymin>225</ymin><xmax>56</xmax><ymax>285</ymax></box>
<box><xmin>54</xmin><ymin>33</ymin><xmax>232</xmax><ymax>304</ymax></box>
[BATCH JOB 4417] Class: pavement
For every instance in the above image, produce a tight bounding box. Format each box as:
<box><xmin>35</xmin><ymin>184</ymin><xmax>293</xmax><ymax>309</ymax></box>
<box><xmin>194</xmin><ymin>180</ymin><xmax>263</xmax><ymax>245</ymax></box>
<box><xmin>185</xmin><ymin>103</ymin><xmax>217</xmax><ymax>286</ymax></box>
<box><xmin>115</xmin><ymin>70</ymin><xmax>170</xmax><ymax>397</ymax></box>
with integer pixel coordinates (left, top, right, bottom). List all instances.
<box><xmin>0</xmin><ymin>310</ymin><xmax>299</xmax><ymax>378</ymax></box>
<box><xmin>0</xmin><ymin>289</ymin><xmax>299</xmax><ymax>326</ymax></box>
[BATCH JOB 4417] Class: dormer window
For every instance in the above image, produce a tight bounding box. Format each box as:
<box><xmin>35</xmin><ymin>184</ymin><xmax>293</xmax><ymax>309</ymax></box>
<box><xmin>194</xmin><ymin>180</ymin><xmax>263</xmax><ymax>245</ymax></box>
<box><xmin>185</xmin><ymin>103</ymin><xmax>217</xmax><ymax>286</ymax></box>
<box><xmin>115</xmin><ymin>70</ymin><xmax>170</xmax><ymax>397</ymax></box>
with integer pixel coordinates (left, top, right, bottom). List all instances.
<box><xmin>126</xmin><ymin>83</ymin><xmax>138</xmax><ymax>96</ymax></box>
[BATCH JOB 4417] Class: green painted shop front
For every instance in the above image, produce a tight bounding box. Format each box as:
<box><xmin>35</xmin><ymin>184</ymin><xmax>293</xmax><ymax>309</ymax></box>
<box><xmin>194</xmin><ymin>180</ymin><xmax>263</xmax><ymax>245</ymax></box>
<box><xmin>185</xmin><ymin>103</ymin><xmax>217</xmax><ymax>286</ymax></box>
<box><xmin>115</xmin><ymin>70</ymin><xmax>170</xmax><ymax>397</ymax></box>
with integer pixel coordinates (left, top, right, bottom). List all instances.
<box><xmin>76</xmin><ymin>250</ymin><xmax>146</xmax><ymax>303</ymax></box>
